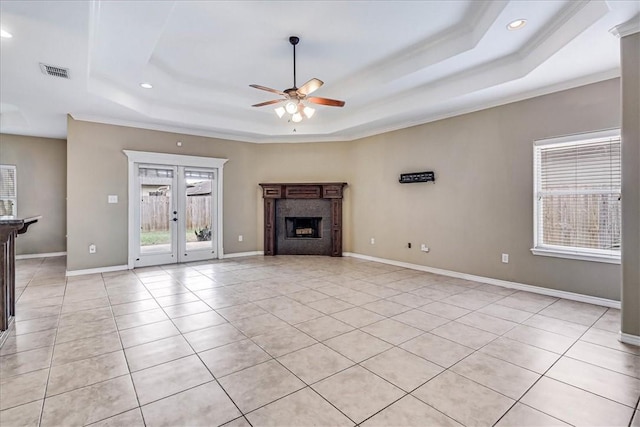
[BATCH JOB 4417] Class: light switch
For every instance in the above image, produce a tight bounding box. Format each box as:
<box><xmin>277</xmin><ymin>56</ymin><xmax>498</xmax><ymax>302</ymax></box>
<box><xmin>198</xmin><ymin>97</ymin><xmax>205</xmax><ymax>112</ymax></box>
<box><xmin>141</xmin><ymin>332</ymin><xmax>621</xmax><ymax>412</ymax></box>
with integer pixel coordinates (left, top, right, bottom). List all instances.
<box><xmin>108</xmin><ymin>195</ymin><xmax>118</xmax><ymax>204</ymax></box>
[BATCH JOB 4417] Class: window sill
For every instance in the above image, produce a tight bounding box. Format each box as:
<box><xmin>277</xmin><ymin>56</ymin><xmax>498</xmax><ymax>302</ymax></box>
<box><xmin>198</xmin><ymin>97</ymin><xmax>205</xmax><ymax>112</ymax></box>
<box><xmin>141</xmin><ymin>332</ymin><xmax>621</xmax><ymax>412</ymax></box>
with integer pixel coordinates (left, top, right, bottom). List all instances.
<box><xmin>531</xmin><ymin>247</ymin><xmax>620</xmax><ymax>264</ymax></box>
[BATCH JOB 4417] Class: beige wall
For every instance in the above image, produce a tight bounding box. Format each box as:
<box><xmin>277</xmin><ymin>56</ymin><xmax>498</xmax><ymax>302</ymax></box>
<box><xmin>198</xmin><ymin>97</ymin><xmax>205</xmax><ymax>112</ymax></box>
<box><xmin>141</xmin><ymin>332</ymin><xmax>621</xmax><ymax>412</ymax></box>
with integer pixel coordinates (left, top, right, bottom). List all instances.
<box><xmin>66</xmin><ymin>79</ymin><xmax>622</xmax><ymax>302</ymax></box>
<box><xmin>620</xmin><ymin>33</ymin><xmax>640</xmax><ymax>336</ymax></box>
<box><xmin>349</xmin><ymin>79</ymin><xmax>622</xmax><ymax>300</ymax></box>
<box><xmin>0</xmin><ymin>134</ymin><xmax>66</xmax><ymax>255</ymax></box>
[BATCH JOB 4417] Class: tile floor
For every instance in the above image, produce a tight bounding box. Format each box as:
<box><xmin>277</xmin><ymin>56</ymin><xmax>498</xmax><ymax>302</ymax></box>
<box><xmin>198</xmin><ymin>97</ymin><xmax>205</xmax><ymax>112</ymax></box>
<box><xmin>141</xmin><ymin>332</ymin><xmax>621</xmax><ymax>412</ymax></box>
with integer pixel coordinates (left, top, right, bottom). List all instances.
<box><xmin>1</xmin><ymin>255</ymin><xmax>639</xmax><ymax>427</ymax></box>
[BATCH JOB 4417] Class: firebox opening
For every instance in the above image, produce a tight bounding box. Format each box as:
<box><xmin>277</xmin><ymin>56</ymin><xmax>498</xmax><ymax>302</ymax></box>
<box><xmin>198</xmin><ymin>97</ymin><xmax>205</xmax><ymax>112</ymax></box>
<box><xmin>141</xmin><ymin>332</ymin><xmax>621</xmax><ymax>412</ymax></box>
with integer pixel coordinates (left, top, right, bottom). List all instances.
<box><xmin>285</xmin><ymin>217</ymin><xmax>322</xmax><ymax>239</ymax></box>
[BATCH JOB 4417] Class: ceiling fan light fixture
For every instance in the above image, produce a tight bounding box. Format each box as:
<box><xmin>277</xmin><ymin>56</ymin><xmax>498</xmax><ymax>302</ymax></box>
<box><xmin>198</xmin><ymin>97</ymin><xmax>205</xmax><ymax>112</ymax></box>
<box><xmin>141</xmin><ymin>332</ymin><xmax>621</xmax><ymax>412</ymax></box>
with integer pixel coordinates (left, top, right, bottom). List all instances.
<box><xmin>303</xmin><ymin>106</ymin><xmax>315</xmax><ymax>119</ymax></box>
<box><xmin>0</xmin><ymin>29</ymin><xmax>13</xmax><ymax>39</ymax></box>
<box><xmin>291</xmin><ymin>112</ymin><xmax>303</xmax><ymax>123</ymax></box>
<box><xmin>274</xmin><ymin>106</ymin><xmax>286</xmax><ymax>118</ymax></box>
<box><xmin>285</xmin><ymin>101</ymin><xmax>297</xmax><ymax>114</ymax></box>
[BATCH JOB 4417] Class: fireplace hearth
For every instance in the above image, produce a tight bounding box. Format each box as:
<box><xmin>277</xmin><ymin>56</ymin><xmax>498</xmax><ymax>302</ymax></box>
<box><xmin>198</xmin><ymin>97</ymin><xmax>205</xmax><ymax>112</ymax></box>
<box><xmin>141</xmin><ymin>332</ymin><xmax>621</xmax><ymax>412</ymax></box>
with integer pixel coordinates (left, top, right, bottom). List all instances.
<box><xmin>260</xmin><ymin>183</ymin><xmax>347</xmax><ymax>256</ymax></box>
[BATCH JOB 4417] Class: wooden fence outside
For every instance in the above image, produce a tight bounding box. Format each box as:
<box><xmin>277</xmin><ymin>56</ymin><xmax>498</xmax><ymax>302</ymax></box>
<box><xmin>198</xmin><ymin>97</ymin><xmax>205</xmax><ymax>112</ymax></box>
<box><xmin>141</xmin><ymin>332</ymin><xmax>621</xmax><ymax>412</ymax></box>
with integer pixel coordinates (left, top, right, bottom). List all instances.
<box><xmin>141</xmin><ymin>195</ymin><xmax>211</xmax><ymax>231</ymax></box>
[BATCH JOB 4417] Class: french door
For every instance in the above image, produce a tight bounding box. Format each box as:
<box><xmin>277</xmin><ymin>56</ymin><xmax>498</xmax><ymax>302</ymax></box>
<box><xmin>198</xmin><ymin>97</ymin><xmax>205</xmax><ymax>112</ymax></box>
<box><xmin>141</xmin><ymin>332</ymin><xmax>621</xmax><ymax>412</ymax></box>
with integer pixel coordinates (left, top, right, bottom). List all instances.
<box><xmin>125</xmin><ymin>151</ymin><xmax>228</xmax><ymax>269</ymax></box>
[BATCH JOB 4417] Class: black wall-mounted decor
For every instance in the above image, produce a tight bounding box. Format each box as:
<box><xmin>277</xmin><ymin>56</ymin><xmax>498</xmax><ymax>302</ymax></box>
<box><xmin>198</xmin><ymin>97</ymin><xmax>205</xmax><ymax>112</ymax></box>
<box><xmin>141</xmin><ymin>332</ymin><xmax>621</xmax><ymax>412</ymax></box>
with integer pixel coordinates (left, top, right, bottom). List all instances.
<box><xmin>399</xmin><ymin>171</ymin><xmax>435</xmax><ymax>184</ymax></box>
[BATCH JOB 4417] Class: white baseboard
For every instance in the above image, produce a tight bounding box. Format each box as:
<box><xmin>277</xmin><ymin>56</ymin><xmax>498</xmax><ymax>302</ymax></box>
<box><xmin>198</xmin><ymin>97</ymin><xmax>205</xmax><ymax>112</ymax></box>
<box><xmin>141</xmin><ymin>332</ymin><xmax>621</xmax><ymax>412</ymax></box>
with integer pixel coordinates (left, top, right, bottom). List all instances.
<box><xmin>16</xmin><ymin>251</ymin><xmax>66</xmax><ymax>260</ymax></box>
<box><xmin>344</xmin><ymin>252</ymin><xmax>621</xmax><ymax>309</ymax></box>
<box><xmin>222</xmin><ymin>251</ymin><xmax>264</xmax><ymax>259</ymax></box>
<box><xmin>620</xmin><ymin>332</ymin><xmax>640</xmax><ymax>347</ymax></box>
<box><xmin>66</xmin><ymin>264</ymin><xmax>129</xmax><ymax>277</ymax></box>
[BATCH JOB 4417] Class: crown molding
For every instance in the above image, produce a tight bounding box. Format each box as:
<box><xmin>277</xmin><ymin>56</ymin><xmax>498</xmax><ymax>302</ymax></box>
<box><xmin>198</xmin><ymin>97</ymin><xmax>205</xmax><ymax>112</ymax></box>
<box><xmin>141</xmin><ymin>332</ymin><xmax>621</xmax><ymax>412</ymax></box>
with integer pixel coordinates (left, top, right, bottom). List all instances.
<box><xmin>609</xmin><ymin>14</ymin><xmax>640</xmax><ymax>38</ymax></box>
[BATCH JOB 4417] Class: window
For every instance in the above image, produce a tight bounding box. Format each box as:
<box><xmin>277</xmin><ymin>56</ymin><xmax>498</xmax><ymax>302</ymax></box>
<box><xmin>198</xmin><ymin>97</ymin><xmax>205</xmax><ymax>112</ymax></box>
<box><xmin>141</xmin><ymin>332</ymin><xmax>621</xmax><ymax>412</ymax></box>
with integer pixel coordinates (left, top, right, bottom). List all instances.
<box><xmin>0</xmin><ymin>165</ymin><xmax>17</xmax><ymax>217</ymax></box>
<box><xmin>532</xmin><ymin>129</ymin><xmax>621</xmax><ymax>264</ymax></box>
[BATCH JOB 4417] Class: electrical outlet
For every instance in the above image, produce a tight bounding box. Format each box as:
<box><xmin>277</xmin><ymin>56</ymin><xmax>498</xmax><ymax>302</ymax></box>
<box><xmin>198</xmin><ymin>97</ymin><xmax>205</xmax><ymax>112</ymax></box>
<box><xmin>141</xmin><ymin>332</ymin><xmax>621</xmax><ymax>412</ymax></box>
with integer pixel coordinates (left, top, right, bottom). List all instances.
<box><xmin>89</xmin><ymin>244</ymin><xmax>96</xmax><ymax>254</ymax></box>
<box><xmin>238</xmin><ymin>235</ymin><xmax>243</xmax><ymax>242</ymax></box>
<box><xmin>421</xmin><ymin>244</ymin><xmax>429</xmax><ymax>252</ymax></box>
<box><xmin>502</xmin><ymin>253</ymin><xmax>509</xmax><ymax>263</ymax></box>
<box><xmin>370</xmin><ymin>238</ymin><xmax>375</xmax><ymax>245</ymax></box>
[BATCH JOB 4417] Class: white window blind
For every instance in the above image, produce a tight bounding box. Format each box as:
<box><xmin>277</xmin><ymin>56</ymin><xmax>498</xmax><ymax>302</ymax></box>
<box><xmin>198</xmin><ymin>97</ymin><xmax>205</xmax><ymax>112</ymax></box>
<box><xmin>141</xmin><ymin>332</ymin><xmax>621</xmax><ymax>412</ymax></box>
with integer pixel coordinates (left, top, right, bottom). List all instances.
<box><xmin>533</xmin><ymin>130</ymin><xmax>621</xmax><ymax>261</ymax></box>
<box><xmin>0</xmin><ymin>165</ymin><xmax>17</xmax><ymax>216</ymax></box>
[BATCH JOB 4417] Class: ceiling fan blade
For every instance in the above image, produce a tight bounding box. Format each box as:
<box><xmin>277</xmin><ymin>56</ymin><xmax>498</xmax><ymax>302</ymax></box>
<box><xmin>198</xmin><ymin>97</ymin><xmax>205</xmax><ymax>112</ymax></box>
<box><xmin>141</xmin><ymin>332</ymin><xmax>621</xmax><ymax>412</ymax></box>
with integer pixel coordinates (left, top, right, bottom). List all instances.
<box><xmin>307</xmin><ymin>97</ymin><xmax>345</xmax><ymax>107</ymax></box>
<box><xmin>297</xmin><ymin>78</ymin><xmax>323</xmax><ymax>96</ymax></box>
<box><xmin>249</xmin><ymin>84</ymin><xmax>286</xmax><ymax>96</ymax></box>
<box><xmin>252</xmin><ymin>99</ymin><xmax>285</xmax><ymax>107</ymax></box>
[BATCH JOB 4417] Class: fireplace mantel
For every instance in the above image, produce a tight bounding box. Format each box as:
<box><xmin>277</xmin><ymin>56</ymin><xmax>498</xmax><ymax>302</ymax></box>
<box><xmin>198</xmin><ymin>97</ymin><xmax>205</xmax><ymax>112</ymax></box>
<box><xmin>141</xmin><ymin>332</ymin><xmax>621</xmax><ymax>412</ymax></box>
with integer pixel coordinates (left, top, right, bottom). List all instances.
<box><xmin>259</xmin><ymin>183</ymin><xmax>347</xmax><ymax>256</ymax></box>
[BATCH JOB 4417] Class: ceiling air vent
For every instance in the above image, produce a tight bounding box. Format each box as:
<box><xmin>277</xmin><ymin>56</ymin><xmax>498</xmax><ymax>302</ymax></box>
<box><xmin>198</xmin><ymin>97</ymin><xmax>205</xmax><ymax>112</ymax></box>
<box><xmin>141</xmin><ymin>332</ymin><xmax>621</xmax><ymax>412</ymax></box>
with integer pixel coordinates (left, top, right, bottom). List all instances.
<box><xmin>39</xmin><ymin>63</ymin><xmax>70</xmax><ymax>79</ymax></box>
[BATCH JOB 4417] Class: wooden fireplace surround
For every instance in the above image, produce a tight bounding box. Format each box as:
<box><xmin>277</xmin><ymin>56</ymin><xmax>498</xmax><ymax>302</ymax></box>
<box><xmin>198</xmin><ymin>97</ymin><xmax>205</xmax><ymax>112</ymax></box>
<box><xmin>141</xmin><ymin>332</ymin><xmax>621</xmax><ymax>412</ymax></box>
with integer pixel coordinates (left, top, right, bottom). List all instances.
<box><xmin>259</xmin><ymin>183</ymin><xmax>347</xmax><ymax>256</ymax></box>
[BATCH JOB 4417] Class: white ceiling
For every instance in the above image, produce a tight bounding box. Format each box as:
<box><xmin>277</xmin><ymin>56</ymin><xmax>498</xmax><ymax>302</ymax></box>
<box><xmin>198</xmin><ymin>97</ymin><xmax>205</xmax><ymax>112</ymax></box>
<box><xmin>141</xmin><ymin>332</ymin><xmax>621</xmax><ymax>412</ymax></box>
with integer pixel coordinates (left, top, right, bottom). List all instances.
<box><xmin>0</xmin><ymin>1</ymin><xmax>638</xmax><ymax>143</ymax></box>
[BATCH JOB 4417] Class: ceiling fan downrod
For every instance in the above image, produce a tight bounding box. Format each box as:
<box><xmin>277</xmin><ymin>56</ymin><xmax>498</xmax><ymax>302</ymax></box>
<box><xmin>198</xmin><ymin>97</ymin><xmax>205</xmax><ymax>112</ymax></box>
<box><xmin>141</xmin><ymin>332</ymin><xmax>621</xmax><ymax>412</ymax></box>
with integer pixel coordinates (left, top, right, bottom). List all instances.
<box><xmin>290</xmin><ymin>36</ymin><xmax>299</xmax><ymax>90</ymax></box>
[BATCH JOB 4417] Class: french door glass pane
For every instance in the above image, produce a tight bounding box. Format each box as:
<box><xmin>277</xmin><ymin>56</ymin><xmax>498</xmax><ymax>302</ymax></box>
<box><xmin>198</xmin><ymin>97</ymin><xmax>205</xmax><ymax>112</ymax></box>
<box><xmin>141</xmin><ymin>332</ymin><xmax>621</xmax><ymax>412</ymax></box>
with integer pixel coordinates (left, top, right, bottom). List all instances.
<box><xmin>139</xmin><ymin>167</ymin><xmax>174</xmax><ymax>254</ymax></box>
<box><xmin>185</xmin><ymin>169</ymin><xmax>213</xmax><ymax>252</ymax></box>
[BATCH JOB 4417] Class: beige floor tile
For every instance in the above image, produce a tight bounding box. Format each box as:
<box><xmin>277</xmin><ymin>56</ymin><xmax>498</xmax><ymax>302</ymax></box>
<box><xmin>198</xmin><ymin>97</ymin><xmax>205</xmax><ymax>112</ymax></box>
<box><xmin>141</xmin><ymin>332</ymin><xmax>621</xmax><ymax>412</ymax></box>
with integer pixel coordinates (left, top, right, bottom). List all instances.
<box><xmin>362</xmin><ymin>394</ymin><xmax>462</xmax><ymax>427</ymax></box>
<box><xmin>288</xmin><ymin>289</ymin><xmax>331</xmax><ymax>304</ymax></box>
<box><xmin>141</xmin><ymin>381</ymin><xmax>241</xmax><ymax>427</ymax></box>
<box><xmin>538</xmin><ymin>299</ymin><xmax>607</xmax><ymax>326</ymax></box>
<box><xmin>360</xmin><ymin>284</ymin><xmax>401</xmax><ymax>298</ymax></box>
<box><xmin>183</xmin><ymin>323</ymin><xmax>246</xmax><ymax>352</ymax></box>
<box><xmin>547</xmin><ymin>356</ymin><xmax>640</xmax><ymax>406</ymax></box>
<box><xmin>361</xmin><ymin>318</ymin><xmax>423</xmax><ymax>345</ymax></box>
<box><xmin>313</xmin><ymin>365</ymin><xmax>404</xmax><ymax>424</ymax></box>
<box><xmin>111</xmin><ymin>299</ymin><xmax>160</xmax><ymax>316</ymax></box>
<box><xmin>431</xmin><ymin>321</ymin><xmax>498</xmax><ymax>349</ymax></box>
<box><xmin>52</xmin><ymin>332</ymin><xmax>122</xmax><ymax>366</ymax></box>
<box><xmin>252</xmin><ymin>326</ymin><xmax>317</xmax><ymax>357</ymax></box>
<box><xmin>246</xmin><ymin>387</ymin><xmax>353</xmax><ymax>427</ymax></box>
<box><xmin>523</xmin><ymin>314</ymin><xmax>590</xmax><ymax>339</ymax></box>
<box><xmin>580</xmin><ymin>328</ymin><xmax>640</xmax><ymax>355</ymax></box>
<box><xmin>317</xmin><ymin>284</ymin><xmax>351</xmax><ymax>297</ymax></box>
<box><xmin>324</xmin><ymin>330</ymin><xmax>392</xmax><ymax>362</ymax></box>
<box><xmin>40</xmin><ymin>376</ymin><xmax>138</xmax><ymax>427</ymax></box>
<box><xmin>335</xmin><ymin>290</ymin><xmax>381</xmax><ymax>306</ymax></box>
<box><xmin>61</xmin><ymin>297</ymin><xmax>111</xmax><ymax>314</ymax></box>
<box><xmin>0</xmin><ymin>368</ymin><xmax>49</xmax><ymax>410</ymax></box>
<box><xmin>633</xmin><ymin>411</ymin><xmax>640</xmax><ymax>427</ymax></box>
<box><xmin>231</xmin><ymin>313</ymin><xmax>290</xmax><ymax>337</ymax></box>
<box><xmin>496</xmin><ymin>291</ymin><xmax>558</xmax><ymax>313</ymax></box>
<box><xmin>171</xmin><ymin>310</ymin><xmax>227</xmax><ymax>333</ymax></box>
<box><xmin>217</xmin><ymin>302</ymin><xmax>268</xmax><ymax>321</ymax></box>
<box><xmin>149</xmin><ymin>285</ymin><xmax>190</xmax><ymax>299</ymax></box>
<box><xmin>451</xmin><ymin>352</ymin><xmax>540</xmax><ymax>399</ymax></box>
<box><xmin>441</xmin><ymin>290</ymin><xmax>503</xmax><ymax>310</ymax></box>
<box><xmin>56</xmin><ymin>317</ymin><xmax>118</xmax><ymax>344</ymax></box>
<box><xmin>155</xmin><ymin>292</ymin><xmax>200</xmax><ymax>307</ymax></box>
<box><xmin>456</xmin><ymin>311</ymin><xmax>518</xmax><ymax>335</ymax></box>
<box><xmin>392</xmin><ymin>309</ymin><xmax>450</xmax><ymax>331</ymax></box>
<box><xmin>419</xmin><ymin>301</ymin><xmax>470</xmax><ymax>320</ymax></box>
<box><xmin>296</xmin><ymin>316</ymin><xmax>354</xmax><ymax>341</ymax></box>
<box><xmin>199</xmin><ymin>339</ymin><xmax>271</xmax><ymax>377</ymax></box>
<box><xmin>13</xmin><ymin>315</ymin><xmax>59</xmax><ymax>335</ymax></box>
<box><xmin>125</xmin><ymin>335</ymin><xmax>194</xmax><ymax>372</ymax></box>
<box><xmin>88</xmin><ymin>408</ymin><xmax>145</xmax><ymax>427</ymax></box>
<box><xmin>107</xmin><ymin>290</ymin><xmax>153</xmax><ymax>306</ymax></box>
<box><xmin>218</xmin><ymin>359</ymin><xmax>305</xmax><ymax>413</ymax></box>
<box><xmin>306</xmin><ymin>297</ymin><xmax>355</xmax><ymax>314</ymax></box>
<box><xmin>58</xmin><ymin>307</ymin><xmax>113</xmax><ymax>327</ymax></box>
<box><xmin>131</xmin><ymin>354</ymin><xmax>213</xmax><ymax>405</ymax></box>
<box><xmin>47</xmin><ymin>350</ymin><xmax>129</xmax><ymax>396</ymax></box>
<box><xmin>386</xmin><ymin>292</ymin><xmax>432</xmax><ymax>308</ymax></box>
<box><xmin>478</xmin><ymin>337</ymin><xmax>560</xmax><ymax>374</ymax></box>
<box><xmin>119</xmin><ymin>320</ymin><xmax>180</xmax><ymax>348</ymax></box>
<box><xmin>413</xmin><ymin>371</ymin><xmax>514</xmax><ymax>427</ymax></box>
<box><xmin>0</xmin><ymin>329</ymin><xmax>57</xmax><ymax>356</ymax></box>
<box><xmin>0</xmin><ymin>400</ymin><xmax>43</xmax><ymax>427</ymax></box>
<box><xmin>477</xmin><ymin>303</ymin><xmax>533</xmax><ymax>323</ymax></box>
<box><xmin>332</xmin><ymin>307</ymin><xmax>385</xmax><ymax>328</ymax></box>
<box><xmin>504</xmin><ymin>325</ymin><xmax>575</xmax><ymax>354</ymax></box>
<box><xmin>115</xmin><ymin>308</ymin><xmax>168</xmax><ymax>330</ymax></box>
<box><xmin>162</xmin><ymin>300</ymin><xmax>212</xmax><ymax>318</ymax></box>
<box><xmin>591</xmin><ymin>308</ymin><xmax>620</xmax><ymax>332</ymax></box>
<box><xmin>14</xmin><ymin>305</ymin><xmax>61</xmax><ymax>322</ymax></box>
<box><xmin>278</xmin><ymin>343</ymin><xmax>354</xmax><ymax>384</ymax></box>
<box><xmin>400</xmin><ymin>332</ymin><xmax>474</xmax><ymax>368</ymax></box>
<box><xmin>0</xmin><ymin>345</ymin><xmax>53</xmax><ymax>378</ymax></box>
<box><xmin>360</xmin><ymin>300</ymin><xmax>410</xmax><ymax>317</ymax></box>
<box><xmin>566</xmin><ymin>340</ymin><xmax>640</xmax><ymax>378</ymax></box>
<box><xmin>495</xmin><ymin>402</ymin><xmax>570</xmax><ymax>427</ymax></box>
<box><xmin>521</xmin><ymin>377</ymin><xmax>633</xmax><ymax>426</ymax></box>
<box><xmin>272</xmin><ymin>304</ymin><xmax>324</xmax><ymax>324</ymax></box>
<box><xmin>362</xmin><ymin>347</ymin><xmax>442</xmax><ymax>392</ymax></box>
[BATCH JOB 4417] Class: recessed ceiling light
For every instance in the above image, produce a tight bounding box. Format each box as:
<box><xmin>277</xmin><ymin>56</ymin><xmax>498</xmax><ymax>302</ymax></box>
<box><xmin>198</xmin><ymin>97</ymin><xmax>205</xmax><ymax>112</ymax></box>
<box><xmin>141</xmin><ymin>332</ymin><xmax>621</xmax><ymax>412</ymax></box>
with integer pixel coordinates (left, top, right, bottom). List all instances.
<box><xmin>140</xmin><ymin>82</ymin><xmax>153</xmax><ymax>89</ymax></box>
<box><xmin>507</xmin><ymin>19</ymin><xmax>527</xmax><ymax>31</ymax></box>
<box><xmin>0</xmin><ymin>29</ymin><xmax>13</xmax><ymax>39</ymax></box>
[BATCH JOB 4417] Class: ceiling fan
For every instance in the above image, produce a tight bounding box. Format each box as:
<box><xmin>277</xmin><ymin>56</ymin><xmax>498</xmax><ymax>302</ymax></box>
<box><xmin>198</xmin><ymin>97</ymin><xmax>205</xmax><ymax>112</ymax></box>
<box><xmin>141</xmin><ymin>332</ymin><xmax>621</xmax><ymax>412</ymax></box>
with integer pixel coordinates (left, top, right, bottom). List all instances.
<box><xmin>250</xmin><ymin>36</ymin><xmax>345</xmax><ymax>122</ymax></box>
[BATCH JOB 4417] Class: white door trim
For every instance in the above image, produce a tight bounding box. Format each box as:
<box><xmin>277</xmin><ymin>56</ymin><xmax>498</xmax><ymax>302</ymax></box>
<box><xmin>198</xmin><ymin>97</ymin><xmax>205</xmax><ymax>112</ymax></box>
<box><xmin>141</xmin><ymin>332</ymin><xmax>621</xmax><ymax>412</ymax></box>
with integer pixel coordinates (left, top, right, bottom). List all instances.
<box><xmin>124</xmin><ymin>150</ymin><xmax>228</xmax><ymax>269</ymax></box>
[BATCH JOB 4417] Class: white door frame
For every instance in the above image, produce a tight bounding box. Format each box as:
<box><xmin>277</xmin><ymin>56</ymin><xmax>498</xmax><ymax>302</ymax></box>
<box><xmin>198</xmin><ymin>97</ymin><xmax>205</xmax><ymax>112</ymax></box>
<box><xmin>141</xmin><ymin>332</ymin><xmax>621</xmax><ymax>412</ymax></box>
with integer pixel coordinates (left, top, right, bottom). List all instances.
<box><xmin>124</xmin><ymin>150</ymin><xmax>228</xmax><ymax>269</ymax></box>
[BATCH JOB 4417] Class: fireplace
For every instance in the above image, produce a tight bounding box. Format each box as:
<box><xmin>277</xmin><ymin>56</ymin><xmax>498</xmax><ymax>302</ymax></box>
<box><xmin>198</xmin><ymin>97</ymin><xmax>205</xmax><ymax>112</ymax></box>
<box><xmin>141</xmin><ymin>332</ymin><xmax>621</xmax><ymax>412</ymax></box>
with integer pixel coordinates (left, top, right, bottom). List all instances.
<box><xmin>259</xmin><ymin>183</ymin><xmax>347</xmax><ymax>256</ymax></box>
